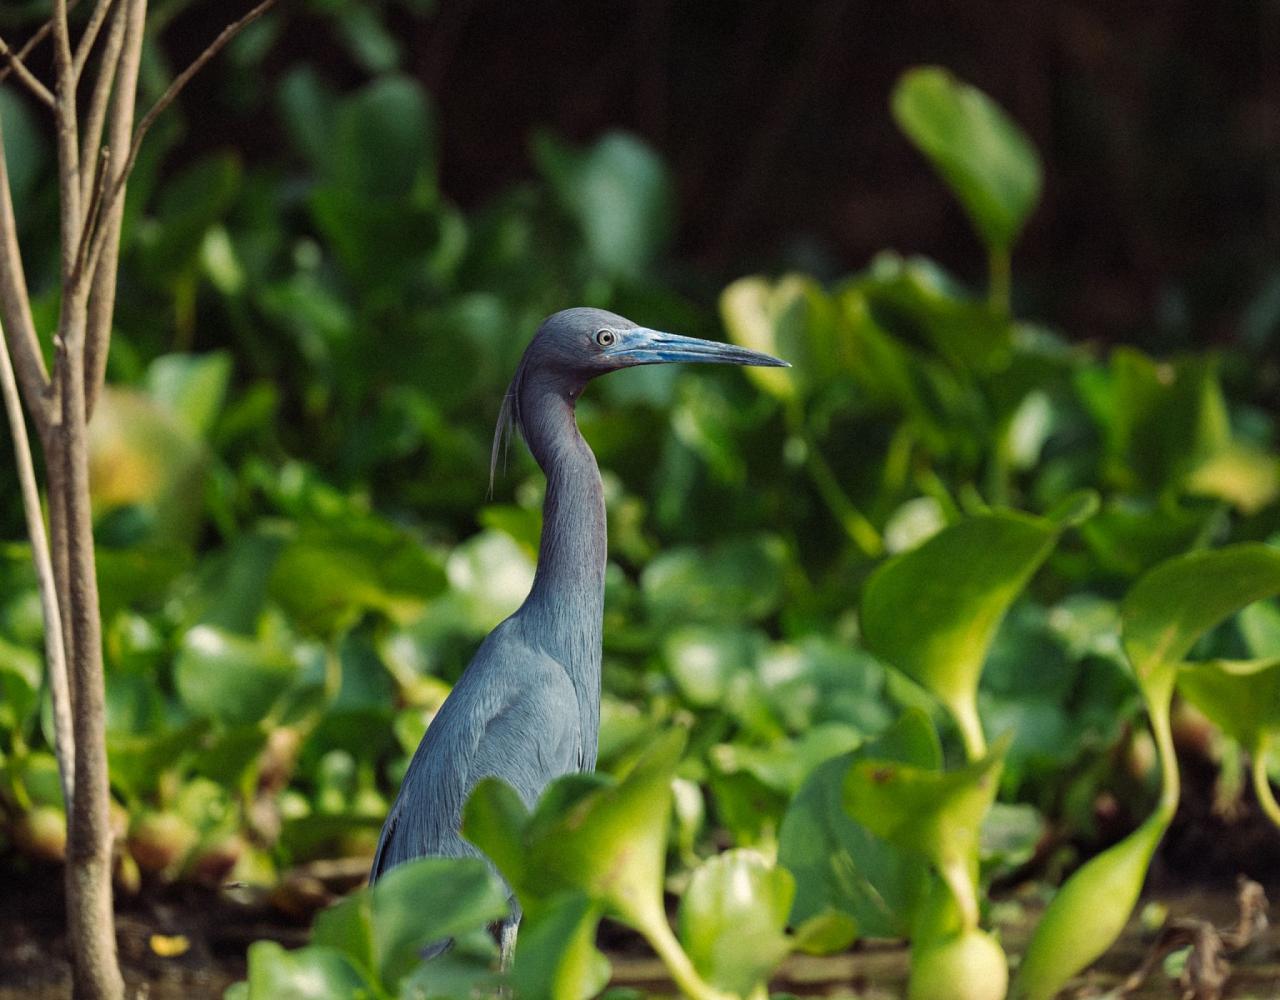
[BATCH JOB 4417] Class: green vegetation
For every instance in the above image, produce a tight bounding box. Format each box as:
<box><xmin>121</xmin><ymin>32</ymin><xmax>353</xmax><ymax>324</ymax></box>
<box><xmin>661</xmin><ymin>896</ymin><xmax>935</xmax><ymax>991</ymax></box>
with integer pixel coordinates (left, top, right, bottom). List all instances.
<box><xmin>1</xmin><ymin>16</ymin><xmax>1277</xmax><ymax>998</ymax></box>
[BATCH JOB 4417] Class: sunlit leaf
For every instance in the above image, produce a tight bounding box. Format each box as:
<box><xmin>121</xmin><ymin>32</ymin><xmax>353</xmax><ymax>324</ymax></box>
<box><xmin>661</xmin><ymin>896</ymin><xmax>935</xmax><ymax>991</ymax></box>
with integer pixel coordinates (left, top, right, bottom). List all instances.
<box><xmin>678</xmin><ymin>849</ymin><xmax>794</xmax><ymax>998</ymax></box>
<box><xmin>778</xmin><ymin>710</ymin><xmax>939</xmax><ymax>937</ymax></box>
<box><xmin>312</xmin><ymin>856</ymin><xmax>508</xmax><ymax>991</ymax></box>
<box><xmin>1013</xmin><ymin>812</ymin><xmax>1167</xmax><ymax>1000</ymax></box>
<box><xmin>843</xmin><ymin>735</ymin><xmax>1010</xmax><ymax>928</ymax></box>
<box><xmin>861</xmin><ymin>512</ymin><xmax>1061</xmax><ymax>753</ymax></box>
<box><xmin>1177</xmin><ymin>657</ymin><xmax>1280</xmax><ymax>753</ymax></box>
<box><xmin>173</xmin><ymin>625</ymin><xmax>299</xmax><ymax>726</ymax></box>
<box><xmin>241</xmin><ymin>940</ymin><xmax>376</xmax><ymax>1000</ymax></box>
<box><xmin>1120</xmin><ymin>544</ymin><xmax>1280</xmax><ymax>687</ymax></box>
<box><xmin>892</xmin><ymin>67</ymin><xmax>1041</xmax><ymax>252</ymax></box>
<box><xmin>513</xmin><ymin>891</ymin><xmax>610</xmax><ymax>1000</ymax></box>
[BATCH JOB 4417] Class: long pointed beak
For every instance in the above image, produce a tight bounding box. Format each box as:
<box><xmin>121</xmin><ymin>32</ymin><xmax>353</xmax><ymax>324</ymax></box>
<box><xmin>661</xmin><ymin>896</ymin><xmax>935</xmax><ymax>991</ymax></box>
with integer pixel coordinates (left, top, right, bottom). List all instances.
<box><xmin>603</xmin><ymin>328</ymin><xmax>789</xmax><ymax>368</ymax></box>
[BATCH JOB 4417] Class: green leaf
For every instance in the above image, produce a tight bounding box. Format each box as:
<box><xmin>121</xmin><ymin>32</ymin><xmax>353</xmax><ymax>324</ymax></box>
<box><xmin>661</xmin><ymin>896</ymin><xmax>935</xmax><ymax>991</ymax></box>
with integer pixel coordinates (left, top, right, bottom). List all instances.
<box><xmin>173</xmin><ymin>626</ymin><xmax>299</xmax><ymax>726</ymax></box>
<box><xmin>242</xmin><ymin>940</ymin><xmax>377</xmax><ymax>1000</ymax></box>
<box><xmin>778</xmin><ymin>710</ymin><xmax>939</xmax><ymax>938</ymax></box>
<box><xmin>908</xmin><ymin>928</ymin><xmax>1008</xmax><ymax>1000</ymax></box>
<box><xmin>678</xmin><ymin>849</ymin><xmax>795</xmax><ymax>998</ymax></box>
<box><xmin>461</xmin><ymin>778</ymin><xmax>531</xmax><ymax>890</ymax></box>
<box><xmin>146</xmin><ymin>352</ymin><xmax>232</xmax><ymax>437</ymax></box>
<box><xmin>1121</xmin><ymin>544</ymin><xmax>1280</xmax><ymax>689</ymax></box>
<box><xmin>270</xmin><ymin>520</ymin><xmax>448</xmax><ymax>635</ymax></box>
<box><xmin>328</xmin><ymin>76</ymin><xmax>434</xmax><ymax>198</ymax></box>
<box><xmin>534</xmin><ymin>130</ymin><xmax>673</xmax><ymax>276</ymax></box>
<box><xmin>843</xmin><ymin>735</ymin><xmax>1010</xmax><ymax>928</ymax></box>
<box><xmin>861</xmin><ymin>512</ymin><xmax>1060</xmax><ymax>754</ymax></box>
<box><xmin>642</xmin><ymin>535</ymin><xmax>788</xmax><ymax>626</ymax></box>
<box><xmin>791</xmin><ymin>910</ymin><xmax>858</xmax><ymax>956</ymax></box>
<box><xmin>1013</xmin><ymin>812</ymin><xmax>1167</xmax><ymax>1000</ymax></box>
<box><xmin>312</xmin><ymin>857</ymin><xmax>509</xmax><ymax>992</ymax></box>
<box><xmin>892</xmin><ymin>67</ymin><xmax>1041</xmax><ymax>252</ymax></box>
<box><xmin>1177</xmin><ymin>657</ymin><xmax>1280</xmax><ymax>753</ymax></box>
<box><xmin>523</xmin><ymin>731</ymin><xmax>685</xmax><ymax>929</ymax></box>
<box><xmin>513</xmin><ymin>892</ymin><xmax>611</xmax><ymax>1000</ymax></box>
<box><xmin>719</xmin><ymin>275</ymin><xmax>834</xmax><ymax>400</ymax></box>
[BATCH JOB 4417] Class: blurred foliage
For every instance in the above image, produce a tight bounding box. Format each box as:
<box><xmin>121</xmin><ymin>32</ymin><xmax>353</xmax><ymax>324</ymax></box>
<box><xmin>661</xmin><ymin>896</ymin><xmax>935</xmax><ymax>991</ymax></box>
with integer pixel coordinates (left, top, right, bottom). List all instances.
<box><xmin>0</xmin><ymin>6</ymin><xmax>1278</xmax><ymax>996</ymax></box>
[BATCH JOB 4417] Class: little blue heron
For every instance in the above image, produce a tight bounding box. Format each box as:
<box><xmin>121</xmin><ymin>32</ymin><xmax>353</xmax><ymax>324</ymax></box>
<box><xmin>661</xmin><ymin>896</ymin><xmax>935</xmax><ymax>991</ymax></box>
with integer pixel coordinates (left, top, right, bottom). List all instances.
<box><xmin>369</xmin><ymin>307</ymin><xmax>786</xmax><ymax>964</ymax></box>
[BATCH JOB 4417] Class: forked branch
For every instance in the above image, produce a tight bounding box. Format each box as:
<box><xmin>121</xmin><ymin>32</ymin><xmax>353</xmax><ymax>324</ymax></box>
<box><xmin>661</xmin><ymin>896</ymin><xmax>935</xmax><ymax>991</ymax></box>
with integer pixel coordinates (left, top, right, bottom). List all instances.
<box><xmin>0</xmin><ymin>36</ymin><xmax>55</xmax><ymax>108</ymax></box>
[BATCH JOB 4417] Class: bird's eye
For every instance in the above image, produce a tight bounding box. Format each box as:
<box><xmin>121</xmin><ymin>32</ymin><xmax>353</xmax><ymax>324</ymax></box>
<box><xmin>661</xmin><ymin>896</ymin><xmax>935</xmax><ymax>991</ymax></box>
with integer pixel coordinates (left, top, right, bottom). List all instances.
<box><xmin>595</xmin><ymin>329</ymin><xmax>616</xmax><ymax>348</ymax></box>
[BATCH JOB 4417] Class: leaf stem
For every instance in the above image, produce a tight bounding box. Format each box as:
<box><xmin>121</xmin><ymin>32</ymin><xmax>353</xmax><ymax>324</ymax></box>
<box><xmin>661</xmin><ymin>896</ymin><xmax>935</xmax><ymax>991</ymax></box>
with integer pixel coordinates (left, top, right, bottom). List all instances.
<box><xmin>1251</xmin><ymin>738</ymin><xmax>1280</xmax><ymax>831</ymax></box>
<box><xmin>636</xmin><ymin>910</ymin><xmax>734</xmax><ymax>1000</ymax></box>
<box><xmin>1145</xmin><ymin>670</ymin><xmax>1181</xmax><ymax>822</ymax></box>
<box><xmin>951</xmin><ymin>693</ymin><xmax>987</xmax><ymax>762</ymax></box>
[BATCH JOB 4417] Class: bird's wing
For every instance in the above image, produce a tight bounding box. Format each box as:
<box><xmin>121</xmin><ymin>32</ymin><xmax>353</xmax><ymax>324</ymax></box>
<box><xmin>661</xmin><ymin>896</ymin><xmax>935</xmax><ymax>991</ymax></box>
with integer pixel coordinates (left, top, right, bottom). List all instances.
<box><xmin>370</xmin><ymin>630</ymin><xmax>580</xmax><ymax>882</ymax></box>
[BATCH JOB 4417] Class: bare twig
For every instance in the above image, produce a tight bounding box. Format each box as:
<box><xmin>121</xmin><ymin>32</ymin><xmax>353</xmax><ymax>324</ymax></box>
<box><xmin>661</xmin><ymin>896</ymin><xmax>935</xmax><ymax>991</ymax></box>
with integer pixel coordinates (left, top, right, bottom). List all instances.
<box><xmin>0</xmin><ymin>116</ymin><xmax>53</xmax><ymax>430</ymax></box>
<box><xmin>77</xmin><ymin>2</ymin><xmax>126</xmax><ymax>207</ymax></box>
<box><xmin>0</xmin><ymin>0</ymin><xmax>82</xmax><ymax>87</ymax></box>
<box><xmin>0</xmin><ymin>36</ymin><xmax>56</xmax><ymax>108</ymax></box>
<box><xmin>0</xmin><ymin>319</ymin><xmax>73</xmax><ymax>808</ymax></box>
<box><xmin>90</xmin><ymin>0</ymin><xmax>280</xmax><ymax>266</ymax></box>
<box><xmin>84</xmin><ymin>0</ymin><xmax>145</xmax><ymax>417</ymax></box>
<box><xmin>72</xmin><ymin>148</ymin><xmax>109</xmax><ymax>284</ymax></box>
<box><xmin>52</xmin><ymin>0</ymin><xmax>84</xmax><ymax>287</ymax></box>
<box><xmin>73</xmin><ymin>0</ymin><xmax>119</xmax><ymax>79</ymax></box>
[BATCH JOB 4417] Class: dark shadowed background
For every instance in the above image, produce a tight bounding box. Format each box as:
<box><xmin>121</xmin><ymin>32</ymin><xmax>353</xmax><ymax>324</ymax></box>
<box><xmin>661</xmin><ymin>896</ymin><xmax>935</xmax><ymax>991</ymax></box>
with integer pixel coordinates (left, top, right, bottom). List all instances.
<box><xmin>156</xmin><ymin>0</ymin><xmax>1280</xmax><ymax>350</ymax></box>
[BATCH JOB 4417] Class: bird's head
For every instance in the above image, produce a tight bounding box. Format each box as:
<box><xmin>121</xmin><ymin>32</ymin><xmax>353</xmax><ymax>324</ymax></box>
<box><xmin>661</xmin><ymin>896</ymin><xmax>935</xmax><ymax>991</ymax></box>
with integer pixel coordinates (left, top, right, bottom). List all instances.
<box><xmin>490</xmin><ymin>307</ymin><xmax>788</xmax><ymax>487</ymax></box>
<box><xmin>522</xmin><ymin>307</ymin><xmax>789</xmax><ymax>384</ymax></box>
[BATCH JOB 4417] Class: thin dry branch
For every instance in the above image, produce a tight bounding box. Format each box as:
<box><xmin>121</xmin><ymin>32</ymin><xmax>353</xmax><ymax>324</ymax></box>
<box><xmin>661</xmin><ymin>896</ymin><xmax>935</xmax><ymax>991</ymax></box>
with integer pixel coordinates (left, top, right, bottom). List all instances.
<box><xmin>52</xmin><ymin>0</ymin><xmax>84</xmax><ymax>287</ymax></box>
<box><xmin>0</xmin><ymin>319</ymin><xmax>73</xmax><ymax>808</ymax></box>
<box><xmin>78</xmin><ymin>2</ymin><xmax>126</xmax><ymax>206</ymax></box>
<box><xmin>0</xmin><ymin>35</ymin><xmax>56</xmax><ymax>109</ymax></box>
<box><xmin>0</xmin><ymin>0</ymin><xmax>82</xmax><ymax>88</ymax></box>
<box><xmin>0</xmin><ymin>117</ymin><xmax>52</xmax><ymax>428</ymax></box>
<box><xmin>84</xmin><ymin>0</ymin><xmax>145</xmax><ymax>417</ymax></box>
<box><xmin>88</xmin><ymin>0</ymin><xmax>280</xmax><ymax>268</ymax></box>
<box><xmin>73</xmin><ymin>0</ymin><xmax>119</xmax><ymax>79</ymax></box>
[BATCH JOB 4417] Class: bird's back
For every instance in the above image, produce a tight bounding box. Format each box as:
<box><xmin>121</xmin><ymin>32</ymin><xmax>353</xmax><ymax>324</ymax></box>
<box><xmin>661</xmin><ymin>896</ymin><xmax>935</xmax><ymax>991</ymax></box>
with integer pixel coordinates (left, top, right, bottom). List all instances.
<box><xmin>369</xmin><ymin>616</ymin><xmax>582</xmax><ymax>884</ymax></box>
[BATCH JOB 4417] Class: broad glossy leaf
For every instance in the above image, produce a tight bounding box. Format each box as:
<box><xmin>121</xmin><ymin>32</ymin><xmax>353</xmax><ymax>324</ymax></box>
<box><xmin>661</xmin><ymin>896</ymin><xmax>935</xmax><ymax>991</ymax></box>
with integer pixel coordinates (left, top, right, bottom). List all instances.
<box><xmin>1177</xmin><ymin>657</ymin><xmax>1280</xmax><ymax>753</ymax></box>
<box><xmin>522</xmin><ymin>730</ymin><xmax>685</xmax><ymax>929</ymax></box>
<box><xmin>719</xmin><ymin>274</ymin><xmax>834</xmax><ymax>400</ymax></box>
<box><xmin>534</xmin><ymin>130</ymin><xmax>673</xmax><ymax>276</ymax></box>
<box><xmin>642</xmin><ymin>535</ymin><xmax>788</xmax><ymax>625</ymax></box>
<box><xmin>861</xmin><ymin>512</ymin><xmax>1060</xmax><ymax>752</ymax></box>
<box><xmin>843</xmin><ymin>735</ymin><xmax>1010</xmax><ymax>927</ymax></box>
<box><xmin>1121</xmin><ymin>544</ymin><xmax>1280</xmax><ymax>686</ymax></box>
<box><xmin>892</xmin><ymin>67</ymin><xmax>1041</xmax><ymax>252</ymax></box>
<box><xmin>513</xmin><ymin>892</ymin><xmax>610</xmax><ymax>1000</ymax></box>
<box><xmin>89</xmin><ymin>388</ymin><xmax>208</xmax><ymax>546</ymax></box>
<box><xmin>1078</xmin><ymin>497</ymin><xmax>1218</xmax><ymax>578</ymax></box>
<box><xmin>173</xmin><ymin>625</ymin><xmax>299</xmax><ymax>726</ymax></box>
<box><xmin>1013</xmin><ymin>811</ymin><xmax>1167</xmax><ymax>1000</ymax></box>
<box><xmin>328</xmin><ymin>76</ymin><xmax>434</xmax><ymax>198</ymax></box>
<box><xmin>312</xmin><ymin>856</ymin><xmax>508</xmax><ymax>991</ymax></box>
<box><xmin>271</xmin><ymin>521</ymin><xmax>448</xmax><ymax>635</ymax></box>
<box><xmin>461</xmin><ymin>777</ymin><xmax>531</xmax><ymax>890</ymax></box>
<box><xmin>678</xmin><ymin>850</ymin><xmax>794</xmax><ymax>998</ymax></box>
<box><xmin>1087</xmin><ymin>349</ymin><xmax>1230</xmax><ymax>494</ymax></box>
<box><xmin>1187</xmin><ymin>443</ymin><xmax>1280</xmax><ymax>514</ymax></box>
<box><xmin>778</xmin><ymin>709</ymin><xmax>939</xmax><ymax>937</ymax></box>
<box><xmin>242</xmin><ymin>940</ymin><xmax>376</xmax><ymax>1000</ymax></box>
<box><xmin>146</xmin><ymin>352</ymin><xmax>232</xmax><ymax>437</ymax></box>
<box><xmin>445</xmin><ymin>530</ymin><xmax>536</xmax><ymax>633</ymax></box>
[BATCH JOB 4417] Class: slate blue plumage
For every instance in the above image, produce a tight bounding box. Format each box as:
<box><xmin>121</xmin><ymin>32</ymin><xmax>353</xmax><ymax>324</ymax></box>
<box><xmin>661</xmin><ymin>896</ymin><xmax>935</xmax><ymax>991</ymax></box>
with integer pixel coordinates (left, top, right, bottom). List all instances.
<box><xmin>369</xmin><ymin>307</ymin><xmax>786</xmax><ymax>962</ymax></box>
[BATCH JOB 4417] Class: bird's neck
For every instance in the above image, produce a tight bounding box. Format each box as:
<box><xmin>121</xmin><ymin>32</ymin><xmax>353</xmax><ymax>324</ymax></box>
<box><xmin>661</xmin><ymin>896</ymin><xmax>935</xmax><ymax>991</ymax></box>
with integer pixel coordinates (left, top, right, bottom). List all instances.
<box><xmin>520</xmin><ymin>382</ymin><xmax>606</xmax><ymax>689</ymax></box>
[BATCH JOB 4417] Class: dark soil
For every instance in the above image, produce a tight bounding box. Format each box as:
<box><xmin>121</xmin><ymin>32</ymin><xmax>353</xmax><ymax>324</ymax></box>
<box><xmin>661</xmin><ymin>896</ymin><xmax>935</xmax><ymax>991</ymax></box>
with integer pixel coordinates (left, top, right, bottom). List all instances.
<box><xmin>2</xmin><ymin>862</ymin><xmax>1277</xmax><ymax>1000</ymax></box>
